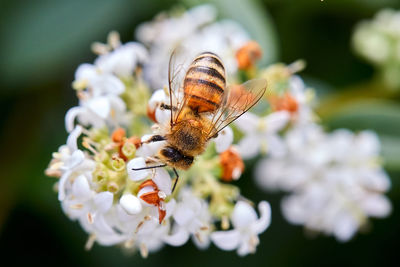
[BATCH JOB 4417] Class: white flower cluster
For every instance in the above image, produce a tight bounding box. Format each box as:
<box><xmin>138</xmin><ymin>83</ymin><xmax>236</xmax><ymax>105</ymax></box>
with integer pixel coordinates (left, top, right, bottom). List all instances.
<box><xmin>232</xmin><ymin>63</ymin><xmax>392</xmax><ymax>242</ymax></box>
<box><xmin>136</xmin><ymin>4</ymin><xmax>250</xmax><ymax>89</ymax></box>
<box><xmin>353</xmin><ymin>8</ymin><xmax>400</xmax><ymax>88</ymax></box>
<box><xmin>47</xmin><ymin>4</ymin><xmax>393</xmax><ymax>258</ymax></box>
<box><xmin>255</xmin><ymin>125</ymin><xmax>391</xmax><ymax>241</ymax></box>
<box><xmin>46</xmin><ymin>5</ymin><xmax>271</xmax><ymax>258</ymax></box>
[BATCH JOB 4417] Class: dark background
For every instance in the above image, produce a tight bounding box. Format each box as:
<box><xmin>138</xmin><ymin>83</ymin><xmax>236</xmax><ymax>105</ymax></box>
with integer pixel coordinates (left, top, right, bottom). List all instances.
<box><xmin>1</xmin><ymin>0</ymin><xmax>399</xmax><ymax>266</ymax></box>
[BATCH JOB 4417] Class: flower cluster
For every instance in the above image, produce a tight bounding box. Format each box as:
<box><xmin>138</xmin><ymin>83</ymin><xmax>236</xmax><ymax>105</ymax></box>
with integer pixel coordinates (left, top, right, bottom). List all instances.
<box><xmin>46</xmin><ymin>4</ymin><xmax>392</xmax><ymax>258</ymax></box>
<box><xmin>234</xmin><ymin>61</ymin><xmax>392</xmax><ymax>241</ymax></box>
<box><xmin>353</xmin><ymin>8</ymin><xmax>400</xmax><ymax>88</ymax></box>
<box><xmin>46</xmin><ymin>5</ymin><xmax>271</xmax><ymax>257</ymax></box>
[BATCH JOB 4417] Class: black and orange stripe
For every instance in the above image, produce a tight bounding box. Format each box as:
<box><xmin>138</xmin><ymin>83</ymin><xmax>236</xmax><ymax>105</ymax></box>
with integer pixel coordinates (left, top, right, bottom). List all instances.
<box><xmin>184</xmin><ymin>52</ymin><xmax>226</xmax><ymax>113</ymax></box>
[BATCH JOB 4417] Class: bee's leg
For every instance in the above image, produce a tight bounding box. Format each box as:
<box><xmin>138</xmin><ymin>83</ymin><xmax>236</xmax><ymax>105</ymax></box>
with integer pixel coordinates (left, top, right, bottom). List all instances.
<box><xmin>141</xmin><ymin>135</ymin><xmax>166</xmax><ymax>145</ymax></box>
<box><xmin>160</xmin><ymin>103</ymin><xmax>177</xmax><ymax>111</ymax></box>
<box><xmin>131</xmin><ymin>164</ymin><xmax>167</xmax><ymax>171</ymax></box>
<box><xmin>171</xmin><ymin>168</ymin><xmax>179</xmax><ymax>193</ymax></box>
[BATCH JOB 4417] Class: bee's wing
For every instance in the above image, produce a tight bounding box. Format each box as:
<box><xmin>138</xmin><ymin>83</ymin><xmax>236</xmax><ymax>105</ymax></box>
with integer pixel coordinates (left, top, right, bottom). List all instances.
<box><xmin>206</xmin><ymin>78</ymin><xmax>267</xmax><ymax>140</ymax></box>
<box><xmin>168</xmin><ymin>48</ymin><xmax>191</xmax><ymax>127</ymax></box>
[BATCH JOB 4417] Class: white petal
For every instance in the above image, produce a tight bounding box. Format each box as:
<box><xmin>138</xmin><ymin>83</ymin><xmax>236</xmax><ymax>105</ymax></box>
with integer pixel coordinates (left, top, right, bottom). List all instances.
<box><xmin>58</xmin><ymin>170</ymin><xmax>71</xmax><ymax>201</ymax></box>
<box><xmin>86</xmin><ymin>97</ymin><xmax>110</xmax><ymax>119</ymax></box>
<box><xmin>153</xmin><ymin>168</ymin><xmax>172</xmax><ymax>195</ymax></box>
<box><xmin>136</xmin><ymin>135</ymin><xmax>165</xmax><ymax>157</ymax></box>
<box><xmin>91</xmin><ymin>74</ymin><xmax>125</xmax><ymax>96</ymax></box>
<box><xmin>94</xmin><ymin>191</ymin><xmax>114</xmax><ymax>213</ymax></box>
<box><xmin>231</xmin><ymin>201</ymin><xmax>257</xmax><ymax>229</ymax></box>
<box><xmin>210</xmin><ymin>230</ymin><xmax>241</xmax><ymax>251</ymax></box>
<box><xmin>119</xmin><ymin>194</ymin><xmax>142</xmax><ymax>215</ymax></box>
<box><xmin>72</xmin><ymin>175</ymin><xmax>92</xmax><ymax>200</ymax></box>
<box><xmin>66</xmin><ymin>125</ymin><xmax>82</xmax><ymax>151</ymax></box>
<box><xmin>65</xmin><ymin>106</ymin><xmax>83</xmax><ymax>132</ymax></box>
<box><xmin>127</xmin><ymin>157</ymin><xmax>150</xmax><ymax>181</ymax></box>
<box><xmin>148</xmin><ymin>89</ymin><xmax>167</xmax><ymax>110</ymax></box>
<box><xmin>361</xmin><ymin>194</ymin><xmax>392</xmax><ymax>217</ymax></box>
<box><xmin>266</xmin><ymin>134</ymin><xmax>286</xmax><ymax>158</ymax></box>
<box><xmin>174</xmin><ymin>204</ymin><xmax>196</xmax><ymax>226</ymax></box>
<box><xmin>65</xmin><ymin>150</ymin><xmax>85</xmax><ymax>169</ymax></box>
<box><xmin>251</xmin><ymin>201</ymin><xmax>272</xmax><ymax>234</ymax></box>
<box><xmin>155</xmin><ymin>108</ymin><xmax>171</xmax><ymax>125</ymax></box>
<box><xmin>237</xmin><ymin>135</ymin><xmax>260</xmax><ymax>159</ymax></box>
<box><xmin>75</xmin><ymin>63</ymin><xmax>97</xmax><ymax>81</ymax></box>
<box><xmin>333</xmin><ymin>213</ymin><xmax>358</xmax><ymax>242</ymax></box>
<box><xmin>163</xmin><ymin>226</ymin><xmax>190</xmax><ymax>246</ymax></box>
<box><xmin>93</xmin><ymin>214</ymin><xmax>115</xmax><ymax>235</ymax></box>
<box><xmin>213</xmin><ymin>127</ymin><xmax>233</xmax><ymax>153</ymax></box>
<box><xmin>234</xmin><ymin>112</ymin><xmax>259</xmax><ymax>133</ymax></box>
<box><xmin>264</xmin><ymin>111</ymin><xmax>290</xmax><ymax>133</ymax></box>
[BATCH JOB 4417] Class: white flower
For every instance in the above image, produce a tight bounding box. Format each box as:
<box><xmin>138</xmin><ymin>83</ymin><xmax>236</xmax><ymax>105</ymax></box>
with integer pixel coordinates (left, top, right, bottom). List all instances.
<box><xmin>211</xmin><ymin>201</ymin><xmax>271</xmax><ymax>256</ymax></box>
<box><xmin>147</xmin><ymin>89</ymin><xmax>171</xmax><ymax>125</ymax></box>
<box><xmin>213</xmin><ymin>127</ymin><xmax>233</xmax><ymax>153</ymax></box>
<box><xmin>65</xmin><ymin>62</ymin><xmax>128</xmax><ymax>132</ymax></box>
<box><xmin>235</xmin><ymin>111</ymin><xmax>290</xmax><ymax>159</ymax></box>
<box><xmin>136</xmin><ymin>4</ymin><xmax>250</xmax><ymax>89</ymax></box>
<box><xmin>127</xmin><ymin>157</ymin><xmax>151</xmax><ymax>181</ymax></box>
<box><xmin>52</xmin><ymin>126</ymin><xmax>95</xmax><ymax>201</ymax></box>
<box><xmin>120</xmin><ymin>194</ymin><xmax>142</xmax><ymax>215</ymax></box>
<box><xmin>164</xmin><ymin>188</ymin><xmax>212</xmax><ymax>249</ymax></box>
<box><xmin>256</xmin><ymin>124</ymin><xmax>392</xmax><ymax>241</ymax></box>
<box><xmin>95</xmin><ymin>42</ymin><xmax>148</xmax><ymax>77</ymax></box>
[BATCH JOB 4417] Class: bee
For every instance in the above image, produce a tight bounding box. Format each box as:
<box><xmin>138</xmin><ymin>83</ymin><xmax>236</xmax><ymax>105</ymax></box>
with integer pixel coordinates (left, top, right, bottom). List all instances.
<box><xmin>133</xmin><ymin>51</ymin><xmax>267</xmax><ymax>191</ymax></box>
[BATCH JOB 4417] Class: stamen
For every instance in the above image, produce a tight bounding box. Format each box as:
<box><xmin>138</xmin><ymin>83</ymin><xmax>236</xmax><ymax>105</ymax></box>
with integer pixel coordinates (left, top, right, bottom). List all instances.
<box><xmin>200</xmin><ymin>226</ymin><xmax>209</xmax><ymax>231</ymax></box>
<box><xmin>108</xmin><ymin>31</ymin><xmax>121</xmax><ymax>49</ymax></box>
<box><xmin>85</xmin><ymin>234</ymin><xmax>96</xmax><ymax>251</ymax></box>
<box><xmin>124</xmin><ymin>239</ymin><xmax>135</xmax><ymax>249</ymax></box>
<box><xmin>135</xmin><ymin>221</ymin><xmax>144</xmax><ymax>234</ymax></box>
<box><xmin>140</xmin><ymin>243</ymin><xmax>149</xmax><ymax>258</ymax></box>
<box><xmin>221</xmin><ymin>216</ymin><xmax>230</xmax><ymax>230</ymax></box>
<box><xmin>45</xmin><ymin>168</ymin><xmax>62</xmax><ymax>178</ymax></box>
<box><xmin>87</xmin><ymin>212</ymin><xmax>94</xmax><ymax>224</ymax></box>
<box><xmin>194</xmin><ymin>232</ymin><xmax>203</xmax><ymax>243</ymax></box>
<box><xmin>82</xmin><ymin>138</ymin><xmax>99</xmax><ymax>155</ymax></box>
<box><xmin>91</xmin><ymin>42</ymin><xmax>109</xmax><ymax>55</ymax></box>
<box><xmin>69</xmin><ymin>204</ymin><xmax>84</xmax><ymax>210</ymax></box>
<box><xmin>288</xmin><ymin>59</ymin><xmax>306</xmax><ymax>74</ymax></box>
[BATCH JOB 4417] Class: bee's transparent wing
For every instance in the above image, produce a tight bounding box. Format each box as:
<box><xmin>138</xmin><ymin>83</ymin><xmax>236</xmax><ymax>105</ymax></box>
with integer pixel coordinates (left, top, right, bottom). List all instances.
<box><xmin>168</xmin><ymin>47</ymin><xmax>192</xmax><ymax>126</ymax></box>
<box><xmin>206</xmin><ymin>78</ymin><xmax>267</xmax><ymax>139</ymax></box>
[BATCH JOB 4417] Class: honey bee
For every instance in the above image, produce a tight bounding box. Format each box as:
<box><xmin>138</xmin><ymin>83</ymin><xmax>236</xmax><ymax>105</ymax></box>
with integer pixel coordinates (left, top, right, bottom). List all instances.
<box><xmin>133</xmin><ymin>51</ymin><xmax>267</xmax><ymax>190</ymax></box>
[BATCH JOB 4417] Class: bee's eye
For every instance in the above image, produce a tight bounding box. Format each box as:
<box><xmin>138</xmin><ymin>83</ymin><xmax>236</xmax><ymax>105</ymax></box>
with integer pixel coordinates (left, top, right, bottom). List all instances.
<box><xmin>161</xmin><ymin>146</ymin><xmax>182</xmax><ymax>162</ymax></box>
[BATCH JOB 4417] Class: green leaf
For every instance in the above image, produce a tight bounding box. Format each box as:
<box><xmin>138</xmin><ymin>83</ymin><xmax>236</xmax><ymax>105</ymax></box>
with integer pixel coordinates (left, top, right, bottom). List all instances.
<box><xmin>380</xmin><ymin>135</ymin><xmax>400</xmax><ymax>171</ymax></box>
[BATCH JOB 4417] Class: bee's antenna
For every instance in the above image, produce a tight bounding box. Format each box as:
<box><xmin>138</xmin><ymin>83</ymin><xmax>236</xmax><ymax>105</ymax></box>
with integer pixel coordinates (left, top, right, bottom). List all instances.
<box><xmin>131</xmin><ymin>164</ymin><xmax>167</xmax><ymax>171</ymax></box>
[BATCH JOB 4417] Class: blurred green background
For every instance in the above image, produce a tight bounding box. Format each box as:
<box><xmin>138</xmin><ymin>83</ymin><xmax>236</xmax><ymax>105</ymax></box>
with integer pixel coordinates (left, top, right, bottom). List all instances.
<box><xmin>1</xmin><ymin>0</ymin><xmax>400</xmax><ymax>266</ymax></box>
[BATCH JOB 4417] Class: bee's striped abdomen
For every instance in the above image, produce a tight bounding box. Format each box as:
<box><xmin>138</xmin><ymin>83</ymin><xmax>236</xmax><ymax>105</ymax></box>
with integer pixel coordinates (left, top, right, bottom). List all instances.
<box><xmin>184</xmin><ymin>52</ymin><xmax>226</xmax><ymax>113</ymax></box>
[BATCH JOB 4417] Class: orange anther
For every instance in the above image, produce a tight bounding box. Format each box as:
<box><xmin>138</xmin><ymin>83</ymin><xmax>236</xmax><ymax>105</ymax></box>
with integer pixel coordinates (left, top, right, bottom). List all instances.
<box><xmin>112</xmin><ymin>128</ymin><xmax>126</xmax><ymax>143</ymax></box>
<box><xmin>269</xmin><ymin>92</ymin><xmax>299</xmax><ymax>113</ymax></box>
<box><xmin>138</xmin><ymin>179</ymin><xmax>158</xmax><ymax>191</ymax></box>
<box><xmin>219</xmin><ymin>147</ymin><xmax>245</xmax><ymax>182</ymax></box>
<box><xmin>236</xmin><ymin>41</ymin><xmax>262</xmax><ymax>70</ymax></box>
<box><xmin>140</xmin><ymin>191</ymin><xmax>160</xmax><ymax>205</ymax></box>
